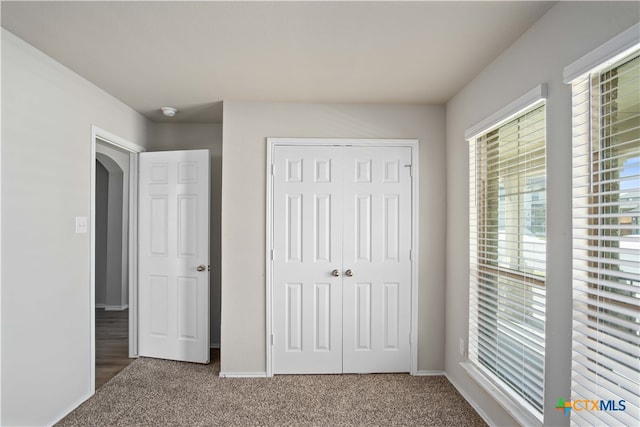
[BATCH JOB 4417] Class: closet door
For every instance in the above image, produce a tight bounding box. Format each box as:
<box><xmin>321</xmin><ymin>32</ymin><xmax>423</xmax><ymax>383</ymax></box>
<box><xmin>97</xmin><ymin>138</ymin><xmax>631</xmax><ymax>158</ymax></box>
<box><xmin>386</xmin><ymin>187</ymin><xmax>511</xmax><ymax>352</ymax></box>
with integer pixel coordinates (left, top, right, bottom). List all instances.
<box><xmin>272</xmin><ymin>146</ymin><xmax>344</xmax><ymax>374</ymax></box>
<box><xmin>272</xmin><ymin>144</ymin><xmax>413</xmax><ymax>374</ymax></box>
<box><xmin>341</xmin><ymin>147</ymin><xmax>412</xmax><ymax>373</ymax></box>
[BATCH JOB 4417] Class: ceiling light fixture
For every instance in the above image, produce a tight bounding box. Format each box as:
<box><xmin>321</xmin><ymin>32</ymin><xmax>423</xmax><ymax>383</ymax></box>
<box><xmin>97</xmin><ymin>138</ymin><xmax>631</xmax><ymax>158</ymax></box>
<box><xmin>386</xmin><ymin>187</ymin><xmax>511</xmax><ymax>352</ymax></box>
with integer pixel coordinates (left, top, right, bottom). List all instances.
<box><xmin>161</xmin><ymin>107</ymin><xmax>177</xmax><ymax>117</ymax></box>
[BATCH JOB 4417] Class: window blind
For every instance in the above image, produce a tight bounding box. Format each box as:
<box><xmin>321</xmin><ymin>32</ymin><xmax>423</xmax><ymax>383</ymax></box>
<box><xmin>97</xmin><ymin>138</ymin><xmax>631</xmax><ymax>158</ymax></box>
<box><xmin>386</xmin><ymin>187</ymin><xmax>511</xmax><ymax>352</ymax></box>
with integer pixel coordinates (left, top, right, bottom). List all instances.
<box><xmin>571</xmin><ymin>53</ymin><xmax>640</xmax><ymax>427</ymax></box>
<box><xmin>469</xmin><ymin>103</ymin><xmax>547</xmax><ymax>415</ymax></box>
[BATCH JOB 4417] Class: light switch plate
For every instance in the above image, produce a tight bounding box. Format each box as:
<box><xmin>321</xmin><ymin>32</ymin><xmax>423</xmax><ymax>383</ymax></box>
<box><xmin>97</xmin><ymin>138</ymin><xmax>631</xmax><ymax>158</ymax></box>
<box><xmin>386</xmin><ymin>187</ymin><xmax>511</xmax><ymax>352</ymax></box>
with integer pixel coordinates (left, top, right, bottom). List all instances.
<box><xmin>75</xmin><ymin>216</ymin><xmax>88</xmax><ymax>234</ymax></box>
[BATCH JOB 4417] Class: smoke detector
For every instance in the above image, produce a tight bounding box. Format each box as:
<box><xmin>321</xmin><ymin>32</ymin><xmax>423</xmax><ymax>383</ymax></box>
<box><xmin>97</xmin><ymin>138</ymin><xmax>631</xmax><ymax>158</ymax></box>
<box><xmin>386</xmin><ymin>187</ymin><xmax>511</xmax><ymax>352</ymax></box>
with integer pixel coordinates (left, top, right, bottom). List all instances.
<box><xmin>161</xmin><ymin>107</ymin><xmax>177</xmax><ymax>117</ymax></box>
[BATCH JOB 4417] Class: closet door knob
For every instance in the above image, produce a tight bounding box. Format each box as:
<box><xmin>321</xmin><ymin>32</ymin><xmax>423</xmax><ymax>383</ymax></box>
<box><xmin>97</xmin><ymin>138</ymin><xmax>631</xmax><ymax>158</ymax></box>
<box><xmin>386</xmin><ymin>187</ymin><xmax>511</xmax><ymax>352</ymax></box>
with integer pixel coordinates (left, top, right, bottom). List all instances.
<box><xmin>331</xmin><ymin>269</ymin><xmax>340</xmax><ymax>277</ymax></box>
<box><xmin>345</xmin><ymin>269</ymin><xmax>354</xmax><ymax>277</ymax></box>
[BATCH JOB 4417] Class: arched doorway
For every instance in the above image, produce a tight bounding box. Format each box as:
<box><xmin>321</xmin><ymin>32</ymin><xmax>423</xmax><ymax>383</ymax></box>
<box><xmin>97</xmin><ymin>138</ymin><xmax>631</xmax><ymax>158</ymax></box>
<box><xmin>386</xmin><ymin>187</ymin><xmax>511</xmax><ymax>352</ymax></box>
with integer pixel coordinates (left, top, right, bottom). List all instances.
<box><xmin>95</xmin><ymin>146</ymin><xmax>130</xmax><ymax>387</ymax></box>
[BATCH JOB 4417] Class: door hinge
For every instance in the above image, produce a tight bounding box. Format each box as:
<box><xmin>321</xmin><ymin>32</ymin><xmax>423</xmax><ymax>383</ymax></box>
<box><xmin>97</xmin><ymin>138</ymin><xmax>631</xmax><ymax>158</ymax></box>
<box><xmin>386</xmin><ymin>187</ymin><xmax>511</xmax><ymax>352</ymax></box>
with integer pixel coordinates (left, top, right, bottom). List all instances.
<box><xmin>271</xmin><ymin>334</ymin><xmax>274</xmax><ymax>346</ymax></box>
<box><xmin>404</xmin><ymin>164</ymin><xmax>412</xmax><ymax>177</ymax></box>
<box><xmin>271</xmin><ymin>249</ymin><xmax>274</xmax><ymax>260</ymax></box>
<box><xmin>271</xmin><ymin>164</ymin><xmax>275</xmax><ymax>176</ymax></box>
<box><xmin>409</xmin><ymin>249</ymin><xmax>412</xmax><ymax>261</ymax></box>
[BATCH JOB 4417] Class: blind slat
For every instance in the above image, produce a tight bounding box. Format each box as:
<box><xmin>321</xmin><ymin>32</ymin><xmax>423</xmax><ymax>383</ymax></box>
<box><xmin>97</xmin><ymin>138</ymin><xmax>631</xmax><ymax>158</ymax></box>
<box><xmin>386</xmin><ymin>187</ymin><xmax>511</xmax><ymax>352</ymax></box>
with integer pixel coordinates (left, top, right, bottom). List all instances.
<box><xmin>571</xmin><ymin>52</ymin><xmax>640</xmax><ymax>426</ymax></box>
<box><xmin>469</xmin><ymin>101</ymin><xmax>546</xmax><ymax>415</ymax></box>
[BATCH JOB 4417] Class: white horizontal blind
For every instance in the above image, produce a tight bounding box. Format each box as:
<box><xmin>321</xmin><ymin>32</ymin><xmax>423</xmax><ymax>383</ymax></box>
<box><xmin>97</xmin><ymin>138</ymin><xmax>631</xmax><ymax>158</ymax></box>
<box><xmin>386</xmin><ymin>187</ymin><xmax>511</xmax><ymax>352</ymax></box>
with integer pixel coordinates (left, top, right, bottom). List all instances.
<box><xmin>469</xmin><ymin>104</ymin><xmax>546</xmax><ymax>415</ymax></box>
<box><xmin>571</xmin><ymin>52</ymin><xmax>640</xmax><ymax>427</ymax></box>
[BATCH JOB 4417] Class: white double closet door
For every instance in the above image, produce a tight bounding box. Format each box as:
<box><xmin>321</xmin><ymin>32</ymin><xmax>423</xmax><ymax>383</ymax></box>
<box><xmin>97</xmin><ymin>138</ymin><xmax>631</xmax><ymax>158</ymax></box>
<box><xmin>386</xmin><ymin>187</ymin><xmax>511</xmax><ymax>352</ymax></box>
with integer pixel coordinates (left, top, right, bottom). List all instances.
<box><xmin>272</xmin><ymin>144</ymin><xmax>412</xmax><ymax>374</ymax></box>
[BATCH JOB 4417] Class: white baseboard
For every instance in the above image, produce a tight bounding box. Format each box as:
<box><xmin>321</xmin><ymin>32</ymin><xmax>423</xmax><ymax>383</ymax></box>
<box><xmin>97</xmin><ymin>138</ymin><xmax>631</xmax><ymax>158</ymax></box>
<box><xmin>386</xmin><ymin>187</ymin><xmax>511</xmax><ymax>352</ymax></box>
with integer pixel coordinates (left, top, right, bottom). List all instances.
<box><xmin>445</xmin><ymin>372</ymin><xmax>498</xmax><ymax>427</ymax></box>
<box><xmin>220</xmin><ymin>370</ymin><xmax>443</xmax><ymax>378</ymax></box>
<box><xmin>219</xmin><ymin>372</ymin><xmax>268</xmax><ymax>378</ymax></box>
<box><xmin>414</xmin><ymin>370</ymin><xmax>445</xmax><ymax>376</ymax></box>
<box><xmin>95</xmin><ymin>303</ymin><xmax>106</xmax><ymax>309</ymax></box>
<box><xmin>210</xmin><ymin>342</ymin><xmax>220</xmax><ymax>349</ymax></box>
<box><xmin>46</xmin><ymin>391</ymin><xmax>94</xmax><ymax>427</ymax></box>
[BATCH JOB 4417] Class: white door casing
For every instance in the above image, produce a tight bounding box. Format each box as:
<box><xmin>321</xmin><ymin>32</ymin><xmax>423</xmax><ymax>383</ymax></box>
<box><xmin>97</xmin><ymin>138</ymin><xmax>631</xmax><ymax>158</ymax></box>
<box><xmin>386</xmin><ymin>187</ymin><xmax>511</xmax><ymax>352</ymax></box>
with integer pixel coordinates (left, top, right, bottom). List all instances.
<box><xmin>138</xmin><ymin>149</ymin><xmax>210</xmax><ymax>364</ymax></box>
<box><xmin>90</xmin><ymin>126</ymin><xmax>145</xmax><ymax>391</ymax></box>
<box><xmin>270</xmin><ymin>140</ymin><xmax>416</xmax><ymax>375</ymax></box>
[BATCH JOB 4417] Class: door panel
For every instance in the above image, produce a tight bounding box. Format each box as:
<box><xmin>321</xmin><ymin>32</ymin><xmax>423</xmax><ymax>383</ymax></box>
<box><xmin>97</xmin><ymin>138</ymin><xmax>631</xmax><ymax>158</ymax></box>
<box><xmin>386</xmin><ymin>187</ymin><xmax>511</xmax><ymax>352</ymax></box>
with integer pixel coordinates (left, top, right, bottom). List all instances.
<box><xmin>272</xmin><ymin>145</ymin><xmax>412</xmax><ymax>374</ymax></box>
<box><xmin>383</xmin><ymin>282</ymin><xmax>400</xmax><ymax>349</ymax></box>
<box><xmin>273</xmin><ymin>147</ymin><xmax>343</xmax><ymax>374</ymax></box>
<box><xmin>138</xmin><ymin>150</ymin><xmax>210</xmax><ymax>364</ymax></box>
<box><xmin>342</xmin><ymin>147</ymin><xmax>412</xmax><ymax>373</ymax></box>
<box><xmin>355</xmin><ymin>282</ymin><xmax>372</xmax><ymax>350</ymax></box>
<box><xmin>314</xmin><ymin>282</ymin><xmax>332</xmax><ymax>350</ymax></box>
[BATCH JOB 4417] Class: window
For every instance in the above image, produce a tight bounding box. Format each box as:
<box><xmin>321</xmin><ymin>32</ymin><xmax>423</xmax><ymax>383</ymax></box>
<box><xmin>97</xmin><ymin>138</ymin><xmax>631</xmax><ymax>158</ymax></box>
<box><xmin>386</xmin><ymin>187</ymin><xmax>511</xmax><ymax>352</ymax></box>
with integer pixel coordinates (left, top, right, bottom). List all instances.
<box><xmin>570</xmin><ymin>51</ymin><xmax>639</xmax><ymax>426</ymax></box>
<box><xmin>468</xmin><ymin>97</ymin><xmax>547</xmax><ymax>420</ymax></box>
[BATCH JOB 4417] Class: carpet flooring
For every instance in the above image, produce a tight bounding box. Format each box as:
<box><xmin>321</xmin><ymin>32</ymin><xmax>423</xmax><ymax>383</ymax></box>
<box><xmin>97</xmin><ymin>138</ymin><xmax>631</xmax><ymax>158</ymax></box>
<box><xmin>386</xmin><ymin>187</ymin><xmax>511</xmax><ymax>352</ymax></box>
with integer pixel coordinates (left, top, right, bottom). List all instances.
<box><xmin>58</xmin><ymin>353</ymin><xmax>486</xmax><ymax>426</ymax></box>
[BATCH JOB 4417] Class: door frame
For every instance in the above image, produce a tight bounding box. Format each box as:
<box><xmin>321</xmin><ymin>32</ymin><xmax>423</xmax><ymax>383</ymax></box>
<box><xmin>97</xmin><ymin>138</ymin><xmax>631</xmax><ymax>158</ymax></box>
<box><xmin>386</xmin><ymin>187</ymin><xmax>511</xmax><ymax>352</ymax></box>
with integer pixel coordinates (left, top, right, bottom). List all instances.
<box><xmin>90</xmin><ymin>125</ymin><xmax>145</xmax><ymax>392</ymax></box>
<box><xmin>265</xmin><ymin>138</ymin><xmax>420</xmax><ymax>377</ymax></box>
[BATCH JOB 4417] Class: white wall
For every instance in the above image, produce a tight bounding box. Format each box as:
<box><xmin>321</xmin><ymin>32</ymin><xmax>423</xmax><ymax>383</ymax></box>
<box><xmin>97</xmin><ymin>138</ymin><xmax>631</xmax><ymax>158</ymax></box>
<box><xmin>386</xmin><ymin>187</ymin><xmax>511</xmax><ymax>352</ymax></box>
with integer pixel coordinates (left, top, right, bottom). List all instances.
<box><xmin>149</xmin><ymin>123</ymin><xmax>223</xmax><ymax>347</ymax></box>
<box><xmin>221</xmin><ymin>102</ymin><xmax>446</xmax><ymax>374</ymax></box>
<box><xmin>444</xmin><ymin>3</ymin><xmax>640</xmax><ymax>426</ymax></box>
<box><xmin>1</xmin><ymin>29</ymin><xmax>150</xmax><ymax>426</ymax></box>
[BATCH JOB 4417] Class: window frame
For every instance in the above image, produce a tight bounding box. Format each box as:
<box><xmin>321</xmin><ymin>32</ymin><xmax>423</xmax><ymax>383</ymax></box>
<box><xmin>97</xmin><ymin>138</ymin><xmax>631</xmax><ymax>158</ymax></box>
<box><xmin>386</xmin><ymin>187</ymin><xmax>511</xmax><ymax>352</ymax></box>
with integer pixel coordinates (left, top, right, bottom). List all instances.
<box><xmin>462</xmin><ymin>85</ymin><xmax>548</xmax><ymax>427</ymax></box>
<box><xmin>567</xmin><ymin>46</ymin><xmax>640</xmax><ymax>427</ymax></box>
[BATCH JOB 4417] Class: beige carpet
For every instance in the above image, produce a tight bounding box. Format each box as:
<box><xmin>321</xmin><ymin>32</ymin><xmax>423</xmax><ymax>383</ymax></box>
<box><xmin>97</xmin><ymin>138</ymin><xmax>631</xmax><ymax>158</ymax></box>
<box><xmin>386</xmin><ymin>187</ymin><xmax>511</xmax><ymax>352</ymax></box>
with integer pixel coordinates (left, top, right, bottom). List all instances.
<box><xmin>58</xmin><ymin>355</ymin><xmax>486</xmax><ymax>426</ymax></box>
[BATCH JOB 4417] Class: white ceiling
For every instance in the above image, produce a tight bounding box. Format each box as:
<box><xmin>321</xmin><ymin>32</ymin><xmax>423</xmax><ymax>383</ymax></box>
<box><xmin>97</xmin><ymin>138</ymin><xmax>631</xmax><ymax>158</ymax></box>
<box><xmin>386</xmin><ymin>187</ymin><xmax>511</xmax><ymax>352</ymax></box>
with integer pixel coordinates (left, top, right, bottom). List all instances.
<box><xmin>1</xmin><ymin>1</ymin><xmax>555</xmax><ymax>123</ymax></box>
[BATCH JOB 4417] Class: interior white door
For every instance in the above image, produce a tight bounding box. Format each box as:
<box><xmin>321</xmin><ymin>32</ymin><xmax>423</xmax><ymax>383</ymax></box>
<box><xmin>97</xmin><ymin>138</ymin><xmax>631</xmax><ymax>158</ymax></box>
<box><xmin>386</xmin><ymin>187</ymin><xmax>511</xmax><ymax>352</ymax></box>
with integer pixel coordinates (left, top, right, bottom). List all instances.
<box><xmin>138</xmin><ymin>149</ymin><xmax>210</xmax><ymax>364</ymax></box>
<box><xmin>342</xmin><ymin>147</ymin><xmax>412</xmax><ymax>373</ymax></box>
<box><xmin>272</xmin><ymin>146</ymin><xmax>344</xmax><ymax>373</ymax></box>
<box><xmin>272</xmin><ymin>144</ymin><xmax>412</xmax><ymax>374</ymax></box>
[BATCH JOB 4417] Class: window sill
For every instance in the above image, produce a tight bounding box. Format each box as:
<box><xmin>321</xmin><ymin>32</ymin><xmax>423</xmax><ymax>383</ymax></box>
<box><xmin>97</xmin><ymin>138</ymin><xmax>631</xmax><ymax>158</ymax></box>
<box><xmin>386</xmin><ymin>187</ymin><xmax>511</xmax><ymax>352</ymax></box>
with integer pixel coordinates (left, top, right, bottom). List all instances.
<box><xmin>460</xmin><ymin>361</ymin><xmax>543</xmax><ymax>427</ymax></box>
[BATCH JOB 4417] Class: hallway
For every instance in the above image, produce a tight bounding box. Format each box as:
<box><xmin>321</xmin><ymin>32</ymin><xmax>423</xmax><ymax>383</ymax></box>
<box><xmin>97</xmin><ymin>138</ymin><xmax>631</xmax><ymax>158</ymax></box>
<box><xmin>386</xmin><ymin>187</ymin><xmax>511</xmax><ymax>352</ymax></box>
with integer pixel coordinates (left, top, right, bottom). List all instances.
<box><xmin>95</xmin><ymin>309</ymin><xmax>130</xmax><ymax>389</ymax></box>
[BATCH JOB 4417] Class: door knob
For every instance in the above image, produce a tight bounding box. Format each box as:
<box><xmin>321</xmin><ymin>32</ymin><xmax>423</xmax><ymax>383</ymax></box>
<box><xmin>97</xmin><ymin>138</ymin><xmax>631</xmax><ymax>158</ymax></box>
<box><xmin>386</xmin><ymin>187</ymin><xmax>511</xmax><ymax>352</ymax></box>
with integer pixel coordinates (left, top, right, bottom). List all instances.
<box><xmin>331</xmin><ymin>269</ymin><xmax>340</xmax><ymax>277</ymax></box>
<box><xmin>345</xmin><ymin>269</ymin><xmax>353</xmax><ymax>277</ymax></box>
<box><xmin>197</xmin><ymin>265</ymin><xmax>206</xmax><ymax>272</ymax></box>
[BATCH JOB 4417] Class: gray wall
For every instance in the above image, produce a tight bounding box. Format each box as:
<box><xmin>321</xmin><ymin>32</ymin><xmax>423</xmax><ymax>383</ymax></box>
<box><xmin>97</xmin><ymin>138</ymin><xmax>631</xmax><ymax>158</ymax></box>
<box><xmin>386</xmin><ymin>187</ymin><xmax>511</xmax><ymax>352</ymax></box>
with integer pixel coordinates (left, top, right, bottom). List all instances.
<box><xmin>96</xmin><ymin>142</ymin><xmax>131</xmax><ymax>309</ymax></box>
<box><xmin>95</xmin><ymin>160</ymin><xmax>109</xmax><ymax>305</ymax></box>
<box><xmin>95</xmin><ymin>154</ymin><xmax>125</xmax><ymax>309</ymax></box>
<box><xmin>1</xmin><ymin>29</ymin><xmax>150</xmax><ymax>426</ymax></box>
<box><xmin>105</xmin><ymin>164</ymin><xmax>123</xmax><ymax>308</ymax></box>
<box><xmin>444</xmin><ymin>2</ymin><xmax>640</xmax><ymax>426</ymax></box>
<box><xmin>148</xmin><ymin>123</ymin><xmax>223</xmax><ymax>347</ymax></box>
<box><xmin>220</xmin><ymin>102</ymin><xmax>446</xmax><ymax>374</ymax></box>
